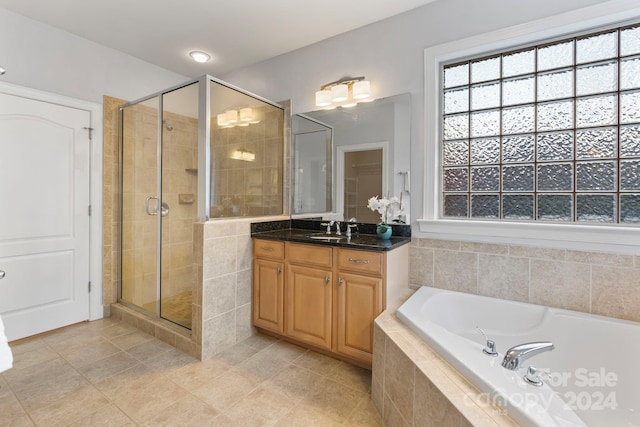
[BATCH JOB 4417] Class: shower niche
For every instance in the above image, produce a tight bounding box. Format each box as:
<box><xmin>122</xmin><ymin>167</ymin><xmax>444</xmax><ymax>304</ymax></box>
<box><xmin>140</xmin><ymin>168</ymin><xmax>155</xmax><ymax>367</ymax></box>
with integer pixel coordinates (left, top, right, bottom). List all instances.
<box><xmin>119</xmin><ymin>76</ymin><xmax>284</xmax><ymax>333</ymax></box>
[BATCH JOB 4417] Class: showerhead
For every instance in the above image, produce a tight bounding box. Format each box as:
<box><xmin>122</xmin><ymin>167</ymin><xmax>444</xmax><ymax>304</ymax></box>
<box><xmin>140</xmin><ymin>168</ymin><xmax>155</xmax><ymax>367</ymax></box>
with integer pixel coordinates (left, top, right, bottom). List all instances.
<box><xmin>163</xmin><ymin>120</ymin><xmax>174</xmax><ymax>131</ymax></box>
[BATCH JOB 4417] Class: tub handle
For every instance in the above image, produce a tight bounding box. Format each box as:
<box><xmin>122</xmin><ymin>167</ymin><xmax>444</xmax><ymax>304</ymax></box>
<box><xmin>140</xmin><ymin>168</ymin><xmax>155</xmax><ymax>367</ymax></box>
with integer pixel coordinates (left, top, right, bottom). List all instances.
<box><xmin>524</xmin><ymin>366</ymin><xmax>544</xmax><ymax>387</ymax></box>
<box><xmin>348</xmin><ymin>258</ymin><xmax>369</xmax><ymax>265</ymax></box>
<box><xmin>483</xmin><ymin>339</ymin><xmax>498</xmax><ymax>357</ymax></box>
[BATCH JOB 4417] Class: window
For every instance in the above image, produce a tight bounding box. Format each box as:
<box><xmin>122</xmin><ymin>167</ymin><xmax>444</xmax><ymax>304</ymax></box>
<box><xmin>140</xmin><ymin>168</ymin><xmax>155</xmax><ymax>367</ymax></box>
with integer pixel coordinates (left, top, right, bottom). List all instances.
<box><xmin>441</xmin><ymin>24</ymin><xmax>640</xmax><ymax>224</ymax></box>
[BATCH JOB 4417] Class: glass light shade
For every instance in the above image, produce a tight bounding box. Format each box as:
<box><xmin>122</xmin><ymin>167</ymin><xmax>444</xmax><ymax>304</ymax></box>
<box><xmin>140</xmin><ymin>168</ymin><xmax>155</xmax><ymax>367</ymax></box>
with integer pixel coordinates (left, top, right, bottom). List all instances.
<box><xmin>231</xmin><ymin>149</ymin><xmax>255</xmax><ymax>161</ymax></box>
<box><xmin>342</xmin><ymin>101</ymin><xmax>358</xmax><ymax>108</ymax></box>
<box><xmin>189</xmin><ymin>51</ymin><xmax>211</xmax><ymax>63</ymax></box>
<box><xmin>315</xmin><ymin>90</ymin><xmax>332</xmax><ymax>107</ymax></box>
<box><xmin>352</xmin><ymin>80</ymin><xmax>371</xmax><ymax>100</ymax></box>
<box><xmin>240</xmin><ymin>107</ymin><xmax>253</xmax><ymax>122</ymax></box>
<box><xmin>216</xmin><ymin>113</ymin><xmax>228</xmax><ymax>126</ymax></box>
<box><xmin>331</xmin><ymin>84</ymin><xmax>349</xmax><ymax>102</ymax></box>
<box><xmin>225</xmin><ymin>109</ymin><xmax>238</xmax><ymax>124</ymax></box>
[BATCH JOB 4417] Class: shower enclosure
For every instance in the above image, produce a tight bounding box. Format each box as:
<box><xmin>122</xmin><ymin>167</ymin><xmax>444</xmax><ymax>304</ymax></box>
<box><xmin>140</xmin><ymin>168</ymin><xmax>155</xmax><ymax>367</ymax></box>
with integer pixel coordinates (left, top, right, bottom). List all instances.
<box><xmin>119</xmin><ymin>76</ymin><xmax>284</xmax><ymax>330</ymax></box>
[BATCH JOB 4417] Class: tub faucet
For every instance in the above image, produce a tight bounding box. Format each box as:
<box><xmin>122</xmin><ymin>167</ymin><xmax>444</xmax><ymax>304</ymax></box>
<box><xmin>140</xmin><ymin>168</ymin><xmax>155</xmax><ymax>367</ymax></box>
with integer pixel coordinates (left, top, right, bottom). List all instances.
<box><xmin>501</xmin><ymin>342</ymin><xmax>554</xmax><ymax>370</ymax></box>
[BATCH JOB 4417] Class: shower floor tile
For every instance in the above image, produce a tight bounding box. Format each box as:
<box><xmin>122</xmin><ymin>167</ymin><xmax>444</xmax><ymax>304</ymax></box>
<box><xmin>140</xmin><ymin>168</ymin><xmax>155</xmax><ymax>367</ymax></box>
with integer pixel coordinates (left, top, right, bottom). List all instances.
<box><xmin>161</xmin><ymin>290</ymin><xmax>193</xmax><ymax>329</ymax></box>
<box><xmin>2</xmin><ymin>319</ymin><xmax>382</xmax><ymax>426</ymax></box>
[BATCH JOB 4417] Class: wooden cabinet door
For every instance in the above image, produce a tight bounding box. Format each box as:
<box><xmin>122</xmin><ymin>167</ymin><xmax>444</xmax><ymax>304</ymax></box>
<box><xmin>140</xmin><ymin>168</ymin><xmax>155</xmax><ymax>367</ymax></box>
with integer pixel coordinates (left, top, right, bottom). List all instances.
<box><xmin>286</xmin><ymin>264</ymin><xmax>332</xmax><ymax>350</ymax></box>
<box><xmin>252</xmin><ymin>258</ymin><xmax>284</xmax><ymax>334</ymax></box>
<box><xmin>336</xmin><ymin>271</ymin><xmax>383</xmax><ymax>363</ymax></box>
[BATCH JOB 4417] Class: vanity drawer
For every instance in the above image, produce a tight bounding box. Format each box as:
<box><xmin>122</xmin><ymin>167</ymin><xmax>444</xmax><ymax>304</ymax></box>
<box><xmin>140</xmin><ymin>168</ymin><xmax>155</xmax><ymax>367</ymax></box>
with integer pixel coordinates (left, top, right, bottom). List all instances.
<box><xmin>337</xmin><ymin>248</ymin><xmax>383</xmax><ymax>276</ymax></box>
<box><xmin>254</xmin><ymin>239</ymin><xmax>285</xmax><ymax>260</ymax></box>
<box><xmin>287</xmin><ymin>243</ymin><xmax>333</xmax><ymax>268</ymax></box>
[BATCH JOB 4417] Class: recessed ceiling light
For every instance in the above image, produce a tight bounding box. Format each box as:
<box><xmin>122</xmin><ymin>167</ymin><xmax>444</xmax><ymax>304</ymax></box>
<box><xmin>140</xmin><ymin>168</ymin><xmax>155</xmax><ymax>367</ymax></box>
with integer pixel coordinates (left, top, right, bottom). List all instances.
<box><xmin>189</xmin><ymin>51</ymin><xmax>211</xmax><ymax>63</ymax></box>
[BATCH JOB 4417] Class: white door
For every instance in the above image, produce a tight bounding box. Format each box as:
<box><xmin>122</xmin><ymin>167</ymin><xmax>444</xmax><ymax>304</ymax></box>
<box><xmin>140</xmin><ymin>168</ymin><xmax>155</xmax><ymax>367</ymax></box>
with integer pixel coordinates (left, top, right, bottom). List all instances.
<box><xmin>0</xmin><ymin>92</ymin><xmax>91</xmax><ymax>341</ymax></box>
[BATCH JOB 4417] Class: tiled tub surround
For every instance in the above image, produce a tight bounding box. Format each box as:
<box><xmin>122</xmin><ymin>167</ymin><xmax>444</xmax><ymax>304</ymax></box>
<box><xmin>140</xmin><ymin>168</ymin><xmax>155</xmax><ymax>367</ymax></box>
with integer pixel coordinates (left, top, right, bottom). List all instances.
<box><xmin>373</xmin><ymin>296</ymin><xmax>518</xmax><ymax>427</ymax></box>
<box><xmin>372</xmin><ymin>237</ymin><xmax>640</xmax><ymax>426</ymax></box>
<box><xmin>396</xmin><ymin>286</ymin><xmax>640</xmax><ymax>427</ymax></box>
<box><xmin>409</xmin><ymin>238</ymin><xmax>640</xmax><ymax>323</ymax></box>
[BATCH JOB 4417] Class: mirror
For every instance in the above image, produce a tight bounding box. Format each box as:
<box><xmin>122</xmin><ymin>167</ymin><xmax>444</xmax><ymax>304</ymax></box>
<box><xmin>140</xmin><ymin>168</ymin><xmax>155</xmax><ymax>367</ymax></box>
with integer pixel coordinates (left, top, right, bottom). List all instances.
<box><xmin>292</xmin><ymin>93</ymin><xmax>411</xmax><ymax>223</ymax></box>
<box><xmin>291</xmin><ymin>115</ymin><xmax>333</xmax><ymax>214</ymax></box>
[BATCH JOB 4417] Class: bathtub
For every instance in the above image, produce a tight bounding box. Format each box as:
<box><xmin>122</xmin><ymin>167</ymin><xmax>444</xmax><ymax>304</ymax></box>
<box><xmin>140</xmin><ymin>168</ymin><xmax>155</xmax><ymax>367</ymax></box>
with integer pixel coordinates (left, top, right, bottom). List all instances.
<box><xmin>396</xmin><ymin>287</ymin><xmax>640</xmax><ymax>427</ymax></box>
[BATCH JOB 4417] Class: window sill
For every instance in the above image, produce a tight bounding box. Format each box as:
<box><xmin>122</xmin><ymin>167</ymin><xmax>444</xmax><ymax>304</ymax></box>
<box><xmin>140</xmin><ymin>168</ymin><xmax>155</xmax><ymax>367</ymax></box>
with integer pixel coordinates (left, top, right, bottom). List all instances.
<box><xmin>416</xmin><ymin>219</ymin><xmax>640</xmax><ymax>255</ymax></box>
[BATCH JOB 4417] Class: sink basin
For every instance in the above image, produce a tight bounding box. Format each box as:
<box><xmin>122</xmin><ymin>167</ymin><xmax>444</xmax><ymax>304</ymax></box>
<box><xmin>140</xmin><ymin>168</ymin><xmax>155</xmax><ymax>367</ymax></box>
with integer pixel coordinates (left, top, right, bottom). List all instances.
<box><xmin>305</xmin><ymin>233</ymin><xmax>346</xmax><ymax>241</ymax></box>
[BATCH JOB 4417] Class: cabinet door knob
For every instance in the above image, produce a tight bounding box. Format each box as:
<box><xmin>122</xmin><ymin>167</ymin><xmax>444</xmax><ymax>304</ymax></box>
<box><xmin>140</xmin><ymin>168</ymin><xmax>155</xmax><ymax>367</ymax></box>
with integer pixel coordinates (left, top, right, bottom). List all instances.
<box><xmin>338</xmin><ymin>278</ymin><xmax>344</xmax><ymax>286</ymax></box>
<box><xmin>325</xmin><ymin>276</ymin><xmax>330</xmax><ymax>285</ymax></box>
<box><xmin>277</xmin><ymin>267</ymin><xmax>282</xmax><ymax>274</ymax></box>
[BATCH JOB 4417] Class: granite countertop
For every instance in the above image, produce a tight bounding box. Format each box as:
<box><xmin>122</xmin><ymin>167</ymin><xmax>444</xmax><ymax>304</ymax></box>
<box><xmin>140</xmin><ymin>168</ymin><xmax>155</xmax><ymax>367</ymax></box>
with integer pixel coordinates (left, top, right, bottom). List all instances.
<box><xmin>251</xmin><ymin>227</ymin><xmax>410</xmax><ymax>252</ymax></box>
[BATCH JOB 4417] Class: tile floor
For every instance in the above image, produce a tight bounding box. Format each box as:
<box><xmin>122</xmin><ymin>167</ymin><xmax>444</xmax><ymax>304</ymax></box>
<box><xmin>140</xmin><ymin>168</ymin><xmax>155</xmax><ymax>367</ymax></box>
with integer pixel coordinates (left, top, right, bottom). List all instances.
<box><xmin>0</xmin><ymin>318</ymin><xmax>383</xmax><ymax>426</ymax></box>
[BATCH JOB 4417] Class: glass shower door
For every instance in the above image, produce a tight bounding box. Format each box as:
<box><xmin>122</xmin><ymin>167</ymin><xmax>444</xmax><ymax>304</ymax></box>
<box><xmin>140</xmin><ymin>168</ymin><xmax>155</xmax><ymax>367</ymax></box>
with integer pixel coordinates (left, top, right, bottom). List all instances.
<box><xmin>159</xmin><ymin>84</ymin><xmax>198</xmax><ymax>329</ymax></box>
<box><xmin>120</xmin><ymin>84</ymin><xmax>197</xmax><ymax>330</ymax></box>
<box><xmin>121</xmin><ymin>96</ymin><xmax>161</xmax><ymax>316</ymax></box>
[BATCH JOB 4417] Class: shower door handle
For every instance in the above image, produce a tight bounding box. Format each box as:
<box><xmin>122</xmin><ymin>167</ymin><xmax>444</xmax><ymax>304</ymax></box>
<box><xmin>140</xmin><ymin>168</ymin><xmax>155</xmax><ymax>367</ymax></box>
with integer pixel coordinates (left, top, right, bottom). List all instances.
<box><xmin>145</xmin><ymin>196</ymin><xmax>159</xmax><ymax>216</ymax></box>
<box><xmin>145</xmin><ymin>196</ymin><xmax>170</xmax><ymax>217</ymax></box>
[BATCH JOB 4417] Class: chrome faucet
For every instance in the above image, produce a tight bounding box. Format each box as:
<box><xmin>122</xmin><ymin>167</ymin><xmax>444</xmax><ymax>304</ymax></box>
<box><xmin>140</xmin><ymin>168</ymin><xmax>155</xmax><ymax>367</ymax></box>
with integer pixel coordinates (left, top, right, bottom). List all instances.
<box><xmin>320</xmin><ymin>220</ymin><xmax>334</xmax><ymax>234</ymax></box>
<box><xmin>346</xmin><ymin>218</ymin><xmax>358</xmax><ymax>238</ymax></box>
<box><xmin>501</xmin><ymin>342</ymin><xmax>554</xmax><ymax>370</ymax></box>
<box><xmin>335</xmin><ymin>221</ymin><xmax>342</xmax><ymax>235</ymax></box>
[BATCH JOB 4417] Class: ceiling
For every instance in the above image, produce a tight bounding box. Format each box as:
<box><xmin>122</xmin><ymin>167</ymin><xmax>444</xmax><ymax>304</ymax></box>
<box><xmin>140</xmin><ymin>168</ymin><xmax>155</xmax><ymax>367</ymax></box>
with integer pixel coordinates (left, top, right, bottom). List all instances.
<box><xmin>0</xmin><ymin>0</ymin><xmax>439</xmax><ymax>77</ymax></box>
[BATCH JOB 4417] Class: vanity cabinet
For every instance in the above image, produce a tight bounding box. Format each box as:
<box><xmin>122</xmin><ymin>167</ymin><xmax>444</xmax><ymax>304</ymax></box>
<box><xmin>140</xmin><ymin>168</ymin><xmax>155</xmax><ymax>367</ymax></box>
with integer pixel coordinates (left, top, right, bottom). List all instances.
<box><xmin>335</xmin><ymin>249</ymin><xmax>384</xmax><ymax>363</ymax></box>
<box><xmin>285</xmin><ymin>243</ymin><xmax>333</xmax><ymax>349</ymax></box>
<box><xmin>252</xmin><ymin>240</ymin><xmax>285</xmax><ymax>334</ymax></box>
<box><xmin>252</xmin><ymin>238</ymin><xmax>408</xmax><ymax>367</ymax></box>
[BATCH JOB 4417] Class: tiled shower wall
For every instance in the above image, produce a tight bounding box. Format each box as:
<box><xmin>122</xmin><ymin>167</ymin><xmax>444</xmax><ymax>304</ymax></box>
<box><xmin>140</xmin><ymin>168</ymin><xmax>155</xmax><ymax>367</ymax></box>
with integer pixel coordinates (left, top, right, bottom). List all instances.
<box><xmin>409</xmin><ymin>238</ymin><xmax>640</xmax><ymax>323</ymax></box>
<box><xmin>103</xmin><ymin>95</ymin><xmax>124</xmax><ymax>308</ymax></box>
<box><xmin>209</xmin><ymin>105</ymin><xmax>284</xmax><ymax>218</ymax></box>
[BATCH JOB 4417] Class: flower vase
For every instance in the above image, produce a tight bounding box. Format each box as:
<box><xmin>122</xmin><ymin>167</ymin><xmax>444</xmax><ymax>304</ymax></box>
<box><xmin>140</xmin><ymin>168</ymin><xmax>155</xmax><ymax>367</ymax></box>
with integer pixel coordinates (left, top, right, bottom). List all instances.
<box><xmin>376</xmin><ymin>223</ymin><xmax>392</xmax><ymax>240</ymax></box>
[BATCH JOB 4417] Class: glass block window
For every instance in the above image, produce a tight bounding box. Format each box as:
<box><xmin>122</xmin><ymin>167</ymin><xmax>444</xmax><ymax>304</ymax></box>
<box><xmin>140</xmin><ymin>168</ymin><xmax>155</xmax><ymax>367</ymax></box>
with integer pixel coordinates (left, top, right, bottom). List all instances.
<box><xmin>442</xmin><ymin>23</ymin><xmax>640</xmax><ymax>224</ymax></box>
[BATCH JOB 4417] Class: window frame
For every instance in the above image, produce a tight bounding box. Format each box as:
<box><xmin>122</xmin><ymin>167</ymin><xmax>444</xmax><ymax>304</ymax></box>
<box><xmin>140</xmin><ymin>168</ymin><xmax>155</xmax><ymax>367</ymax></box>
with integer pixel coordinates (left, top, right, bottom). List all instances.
<box><xmin>419</xmin><ymin>0</ymin><xmax>640</xmax><ymax>254</ymax></box>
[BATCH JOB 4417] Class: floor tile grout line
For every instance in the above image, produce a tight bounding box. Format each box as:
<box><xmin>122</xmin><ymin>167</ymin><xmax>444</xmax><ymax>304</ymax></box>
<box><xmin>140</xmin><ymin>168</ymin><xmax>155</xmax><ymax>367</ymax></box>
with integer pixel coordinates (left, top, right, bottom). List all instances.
<box><xmin>5</xmin><ymin>321</ymin><xmax>382</xmax><ymax>426</ymax></box>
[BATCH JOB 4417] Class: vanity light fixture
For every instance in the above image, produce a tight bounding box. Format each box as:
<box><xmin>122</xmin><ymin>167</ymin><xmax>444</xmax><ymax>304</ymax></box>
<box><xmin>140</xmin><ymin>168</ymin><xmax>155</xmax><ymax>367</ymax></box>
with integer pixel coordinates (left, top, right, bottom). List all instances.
<box><xmin>189</xmin><ymin>50</ymin><xmax>211</xmax><ymax>63</ymax></box>
<box><xmin>216</xmin><ymin>107</ymin><xmax>259</xmax><ymax>128</ymax></box>
<box><xmin>230</xmin><ymin>148</ymin><xmax>256</xmax><ymax>162</ymax></box>
<box><xmin>240</xmin><ymin>107</ymin><xmax>253</xmax><ymax>122</ymax></box>
<box><xmin>225</xmin><ymin>109</ymin><xmax>238</xmax><ymax>124</ymax></box>
<box><xmin>315</xmin><ymin>76</ymin><xmax>371</xmax><ymax>108</ymax></box>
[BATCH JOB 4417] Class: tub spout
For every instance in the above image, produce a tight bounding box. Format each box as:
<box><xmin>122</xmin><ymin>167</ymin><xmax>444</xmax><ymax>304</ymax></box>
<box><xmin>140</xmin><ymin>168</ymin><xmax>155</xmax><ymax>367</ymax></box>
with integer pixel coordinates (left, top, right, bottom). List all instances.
<box><xmin>501</xmin><ymin>341</ymin><xmax>554</xmax><ymax>370</ymax></box>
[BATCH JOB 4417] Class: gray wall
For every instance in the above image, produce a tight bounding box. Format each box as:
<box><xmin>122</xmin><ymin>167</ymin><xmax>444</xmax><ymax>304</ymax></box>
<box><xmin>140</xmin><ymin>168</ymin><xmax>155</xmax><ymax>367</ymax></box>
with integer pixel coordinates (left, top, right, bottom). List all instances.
<box><xmin>220</xmin><ymin>0</ymin><xmax>613</xmax><ymax>227</ymax></box>
<box><xmin>0</xmin><ymin>7</ymin><xmax>187</xmax><ymax>103</ymax></box>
